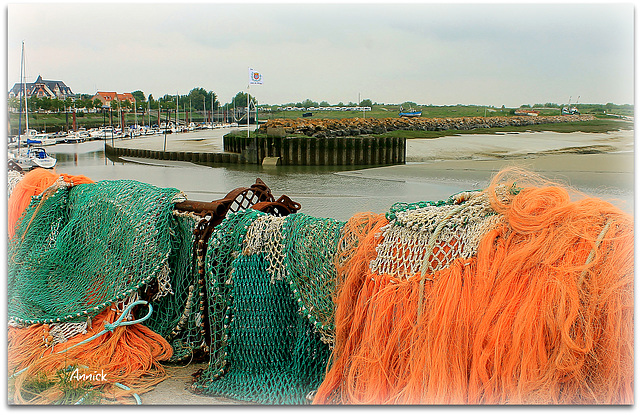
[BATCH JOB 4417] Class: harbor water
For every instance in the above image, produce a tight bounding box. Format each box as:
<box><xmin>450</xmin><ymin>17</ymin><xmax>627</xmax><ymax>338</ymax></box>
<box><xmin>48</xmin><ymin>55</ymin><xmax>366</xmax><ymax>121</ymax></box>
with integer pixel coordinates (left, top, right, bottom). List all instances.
<box><xmin>48</xmin><ymin>127</ymin><xmax>634</xmax><ymax>221</ymax></box>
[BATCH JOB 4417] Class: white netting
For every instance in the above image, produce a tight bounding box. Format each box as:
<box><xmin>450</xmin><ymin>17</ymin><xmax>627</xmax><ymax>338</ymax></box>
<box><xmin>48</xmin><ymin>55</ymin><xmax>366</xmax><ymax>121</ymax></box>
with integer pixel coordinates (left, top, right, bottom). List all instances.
<box><xmin>370</xmin><ymin>191</ymin><xmax>503</xmax><ymax>279</ymax></box>
<box><xmin>243</xmin><ymin>215</ymin><xmax>287</xmax><ymax>282</ymax></box>
<box><xmin>46</xmin><ymin>321</ymin><xmax>89</xmax><ymax>347</ymax></box>
<box><xmin>8</xmin><ymin>170</ymin><xmax>24</xmax><ymax>196</ymax></box>
<box><xmin>151</xmin><ymin>263</ymin><xmax>173</xmax><ymax>301</ymax></box>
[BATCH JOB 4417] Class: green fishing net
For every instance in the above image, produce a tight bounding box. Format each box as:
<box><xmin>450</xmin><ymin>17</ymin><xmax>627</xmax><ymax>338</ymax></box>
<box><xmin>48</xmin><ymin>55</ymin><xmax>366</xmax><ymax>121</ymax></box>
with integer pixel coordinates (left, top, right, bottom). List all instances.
<box><xmin>193</xmin><ymin>209</ymin><xmax>345</xmax><ymax>404</ymax></box>
<box><xmin>8</xmin><ymin>180</ymin><xmax>188</xmax><ymax>325</ymax></box>
<box><xmin>143</xmin><ymin>212</ymin><xmax>208</xmax><ymax>362</ymax></box>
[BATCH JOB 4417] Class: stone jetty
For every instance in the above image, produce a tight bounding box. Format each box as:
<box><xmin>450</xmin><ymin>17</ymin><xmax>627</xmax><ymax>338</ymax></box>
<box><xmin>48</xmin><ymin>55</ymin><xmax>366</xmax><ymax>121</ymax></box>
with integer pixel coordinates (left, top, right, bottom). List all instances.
<box><xmin>258</xmin><ymin>114</ymin><xmax>596</xmax><ymax>138</ymax></box>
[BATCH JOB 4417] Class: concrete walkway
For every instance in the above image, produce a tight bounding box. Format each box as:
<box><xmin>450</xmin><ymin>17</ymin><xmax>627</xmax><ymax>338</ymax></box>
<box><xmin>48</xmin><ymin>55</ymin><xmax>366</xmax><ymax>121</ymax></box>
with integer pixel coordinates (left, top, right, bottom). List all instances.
<box><xmin>108</xmin><ymin>126</ymin><xmax>246</xmax><ymax>153</ymax></box>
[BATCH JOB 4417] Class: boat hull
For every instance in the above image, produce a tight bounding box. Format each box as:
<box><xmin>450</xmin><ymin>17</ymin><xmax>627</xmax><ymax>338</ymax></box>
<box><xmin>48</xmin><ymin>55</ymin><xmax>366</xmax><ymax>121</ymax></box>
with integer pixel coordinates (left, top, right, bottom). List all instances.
<box><xmin>399</xmin><ymin>112</ymin><xmax>422</xmax><ymax>118</ymax></box>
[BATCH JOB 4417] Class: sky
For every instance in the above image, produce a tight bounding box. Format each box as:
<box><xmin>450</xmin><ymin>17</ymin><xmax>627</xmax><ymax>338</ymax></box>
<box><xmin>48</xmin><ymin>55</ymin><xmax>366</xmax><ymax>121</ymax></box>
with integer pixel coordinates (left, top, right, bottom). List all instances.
<box><xmin>6</xmin><ymin>2</ymin><xmax>635</xmax><ymax>108</ymax></box>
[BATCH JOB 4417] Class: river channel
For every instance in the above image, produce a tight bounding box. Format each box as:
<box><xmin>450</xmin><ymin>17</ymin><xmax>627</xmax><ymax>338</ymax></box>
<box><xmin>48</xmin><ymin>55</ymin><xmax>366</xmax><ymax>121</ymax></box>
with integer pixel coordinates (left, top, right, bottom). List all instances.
<box><xmin>48</xmin><ymin>127</ymin><xmax>634</xmax><ymax>220</ymax></box>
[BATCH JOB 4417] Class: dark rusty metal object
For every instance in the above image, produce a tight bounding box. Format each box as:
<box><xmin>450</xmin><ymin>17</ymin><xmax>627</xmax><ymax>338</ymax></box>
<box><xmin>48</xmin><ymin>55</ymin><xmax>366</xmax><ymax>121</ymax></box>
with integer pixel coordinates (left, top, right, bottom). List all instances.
<box><xmin>8</xmin><ymin>159</ymin><xmax>24</xmax><ymax>173</ymax></box>
<box><xmin>174</xmin><ymin>178</ymin><xmax>274</xmax><ymax>220</ymax></box>
<box><xmin>252</xmin><ymin>194</ymin><xmax>302</xmax><ymax>216</ymax></box>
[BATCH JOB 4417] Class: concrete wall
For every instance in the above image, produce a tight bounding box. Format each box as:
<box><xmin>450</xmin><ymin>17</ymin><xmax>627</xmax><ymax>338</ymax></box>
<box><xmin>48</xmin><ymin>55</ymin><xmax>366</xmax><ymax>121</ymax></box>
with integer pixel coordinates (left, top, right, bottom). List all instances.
<box><xmin>104</xmin><ymin>144</ymin><xmax>244</xmax><ymax>164</ymax></box>
<box><xmin>224</xmin><ymin>135</ymin><xmax>406</xmax><ymax>166</ymax></box>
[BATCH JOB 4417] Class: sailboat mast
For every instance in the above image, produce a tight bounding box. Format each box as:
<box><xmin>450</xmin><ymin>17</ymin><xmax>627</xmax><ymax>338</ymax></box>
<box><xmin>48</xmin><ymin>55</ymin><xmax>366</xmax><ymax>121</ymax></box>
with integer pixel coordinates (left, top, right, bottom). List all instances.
<box><xmin>17</xmin><ymin>41</ymin><xmax>24</xmax><ymax>147</ymax></box>
<box><xmin>247</xmin><ymin>84</ymin><xmax>250</xmax><ymax>138</ymax></box>
<box><xmin>24</xmin><ymin>44</ymin><xmax>29</xmax><ymax>134</ymax></box>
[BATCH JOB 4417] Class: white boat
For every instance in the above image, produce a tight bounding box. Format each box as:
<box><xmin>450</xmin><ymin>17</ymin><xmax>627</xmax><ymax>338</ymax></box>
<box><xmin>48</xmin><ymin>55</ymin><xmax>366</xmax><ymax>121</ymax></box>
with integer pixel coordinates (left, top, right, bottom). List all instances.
<box><xmin>25</xmin><ymin>132</ymin><xmax>56</xmax><ymax>146</ymax></box>
<box><xmin>9</xmin><ymin>44</ymin><xmax>56</xmax><ymax>170</ymax></box>
<box><xmin>89</xmin><ymin>128</ymin><xmax>103</xmax><ymax>139</ymax></box>
<box><xmin>10</xmin><ymin>146</ymin><xmax>57</xmax><ymax>170</ymax></box>
<box><xmin>78</xmin><ymin>129</ymin><xmax>90</xmax><ymax>140</ymax></box>
<box><xmin>63</xmin><ymin>132</ymin><xmax>86</xmax><ymax>143</ymax></box>
<box><xmin>93</xmin><ymin>127</ymin><xmax>115</xmax><ymax>139</ymax></box>
<box><xmin>28</xmin><ymin>147</ymin><xmax>57</xmax><ymax>168</ymax></box>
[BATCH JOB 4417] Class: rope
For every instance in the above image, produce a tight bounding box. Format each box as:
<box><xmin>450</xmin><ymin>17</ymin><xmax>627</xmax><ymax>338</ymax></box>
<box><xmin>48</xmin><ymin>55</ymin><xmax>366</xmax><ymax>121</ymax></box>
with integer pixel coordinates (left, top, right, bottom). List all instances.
<box><xmin>114</xmin><ymin>382</ymin><xmax>142</xmax><ymax>405</ymax></box>
<box><xmin>9</xmin><ymin>300</ymin><xmax>153</xmax><ymax>380</ymax></box>
<box><xmin>577</xmin><ymin>219</ymin><xmax>613</xmax><ymax>286</ymax></box>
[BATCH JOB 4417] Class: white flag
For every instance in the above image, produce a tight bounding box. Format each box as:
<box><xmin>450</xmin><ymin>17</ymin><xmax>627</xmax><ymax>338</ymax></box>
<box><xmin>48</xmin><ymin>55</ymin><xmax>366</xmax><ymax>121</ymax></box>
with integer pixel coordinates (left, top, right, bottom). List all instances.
<box><xmin>249</xmin><ymin>68</ymin><xmax>263</xmax><ymax>85</ymax></box>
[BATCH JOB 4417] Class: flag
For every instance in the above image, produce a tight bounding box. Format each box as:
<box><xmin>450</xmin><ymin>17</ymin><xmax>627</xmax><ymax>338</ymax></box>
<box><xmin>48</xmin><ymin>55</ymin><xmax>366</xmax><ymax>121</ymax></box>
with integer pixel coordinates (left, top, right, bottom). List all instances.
<box><xmin>249</xmin><ymin>68</ymin><xmax>263</xmax><ymax>85</ymax></box>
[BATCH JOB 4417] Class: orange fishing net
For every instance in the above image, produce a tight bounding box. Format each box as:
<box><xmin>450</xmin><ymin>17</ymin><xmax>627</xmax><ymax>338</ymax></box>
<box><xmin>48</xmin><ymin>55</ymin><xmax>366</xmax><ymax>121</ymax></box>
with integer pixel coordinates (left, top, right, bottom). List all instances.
<box><xmin>8</xmin><ymin>168</ymin><xmax>94</xmax><ymax>239</ymax></box>
<box><xmin>314</xmin><ymin>169</ymin><xmax>633</xmax><ymax>404</ymax></box>
<box><xmin>8</xmin><ymin>303</ymin><xmax>173</xmax><ymax>404</ymax></box>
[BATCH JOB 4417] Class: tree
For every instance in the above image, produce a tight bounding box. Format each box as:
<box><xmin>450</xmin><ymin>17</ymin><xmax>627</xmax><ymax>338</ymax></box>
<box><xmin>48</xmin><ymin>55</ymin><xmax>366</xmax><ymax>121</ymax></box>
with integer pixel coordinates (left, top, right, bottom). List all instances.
<box><xmin>132</xmin><ymin>90</ymin><xmax>146</xmax><ymax>103</ymax></box>
<box><xmin>51</xmin><ymin>98</ymin><xmax>64</xmax><ymax>112</ymax></box>
<box><xmin>27</xmin><ymin>97</ymin><xmax>39</xmax><ymax>113</ymax></box>
<box><xmin>301</xmin><ymin>99</ymin><xmax>318</xmax><ymax>108</ymax></box>
<box><xmin>8</xmin><ymin>97</ymin><xmax>20</xmax><ymax>112</ymax></box>
<box><xmin>359</xmin><ymin>98</ymin><xmax>373</xmax><ymax>107</ymax></box>
<box><xmin>320</xmin><ymin>101</ymin><xmax>330</xmax><ymax>107</ymax></box>
<box><xmin>228</xmin><ymin>91</ymin><xmax>256</xmax><ymax>109</ymax></box>
<box><xmin>187</xmin><ymin>88</ymin><xmax>207</xmax><ymax>110</ymax></box>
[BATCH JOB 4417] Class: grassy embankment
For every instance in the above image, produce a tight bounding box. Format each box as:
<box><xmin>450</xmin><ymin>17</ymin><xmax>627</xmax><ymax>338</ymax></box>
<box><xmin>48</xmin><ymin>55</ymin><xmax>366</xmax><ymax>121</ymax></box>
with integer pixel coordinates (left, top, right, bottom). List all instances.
<box><xmin>226</xmin><ymin>117</ymin><xmax>633</xmax><ymax>141</ymax></box>
<box><xmin>378</xmin><ymin>118</ymin><xmax>633</xmax><ymax>139</ymax></box>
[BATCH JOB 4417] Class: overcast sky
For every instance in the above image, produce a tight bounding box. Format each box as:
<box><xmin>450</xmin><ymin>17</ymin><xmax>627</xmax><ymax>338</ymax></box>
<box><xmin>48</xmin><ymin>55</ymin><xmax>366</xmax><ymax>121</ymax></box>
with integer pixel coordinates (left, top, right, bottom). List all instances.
<box><xmin>6</xmin><ymin>2</ymin><xmax>635</xmax><ymax>107</ymax></box>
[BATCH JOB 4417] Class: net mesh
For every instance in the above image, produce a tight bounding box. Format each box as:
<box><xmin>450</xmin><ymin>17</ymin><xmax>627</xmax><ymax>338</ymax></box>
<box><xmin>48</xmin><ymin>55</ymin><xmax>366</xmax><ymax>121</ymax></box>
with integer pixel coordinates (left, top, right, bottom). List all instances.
<box><xmin>8</xmin><ymin>179</ymin><xmax>187</xmax><ymax>325</ymax></box>
<box><xmin>371</xmin><ymin>190</ymin><xmax>503</xmax><ymax>279</ymax></box>
<box><xmin>193</xmin><ymin>209</ymin><xmax>344</xmax><ymax>404</ymax></box>
<box><xmin>8</xmin><ymin>170</ymin><xmax>23</xmax><ymax>196</ymax></box>
<box><xmin>142</xmin><ymin>212</ymin><xmax>203</xmax><ymax>362</ymax></box>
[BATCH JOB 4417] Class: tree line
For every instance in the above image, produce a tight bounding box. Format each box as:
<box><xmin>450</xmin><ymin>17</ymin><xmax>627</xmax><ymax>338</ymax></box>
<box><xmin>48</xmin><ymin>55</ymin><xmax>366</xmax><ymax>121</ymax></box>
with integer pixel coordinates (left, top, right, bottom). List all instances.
<box><xmin>9</xmin><ymin>86</ymin><xmax>380</xmax><ymax>115</ymax></box>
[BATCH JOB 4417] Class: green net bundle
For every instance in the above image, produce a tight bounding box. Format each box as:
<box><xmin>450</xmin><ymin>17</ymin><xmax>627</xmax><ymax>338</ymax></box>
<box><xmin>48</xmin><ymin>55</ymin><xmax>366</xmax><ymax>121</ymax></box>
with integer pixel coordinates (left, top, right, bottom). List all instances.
<box><xmin>8</xmin><ymin>180</ymin><xmax>190</xmax><ymax>325</ymax></box>
<box><xmin>143</xmin><ymin>211</ymin><xmax>207</xmax><ymax>362</ymax></box>
<box><xmin>193</xmin><ymin>209</ymin><xmax>345</xmax><ymax>404</ymax></box>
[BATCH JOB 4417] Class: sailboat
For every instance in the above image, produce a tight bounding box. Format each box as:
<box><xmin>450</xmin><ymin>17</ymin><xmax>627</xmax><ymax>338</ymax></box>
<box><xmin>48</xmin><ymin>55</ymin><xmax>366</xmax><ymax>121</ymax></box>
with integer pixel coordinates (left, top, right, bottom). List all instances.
<box><xmin>10</xmin><ymin>41</ymin><xmax>57</xmax><ymax>170</ymax></box>
<box><xmin>561</xmin><ymin>96</ymin><xmax>580</xmax><ymax>115</ymax></box>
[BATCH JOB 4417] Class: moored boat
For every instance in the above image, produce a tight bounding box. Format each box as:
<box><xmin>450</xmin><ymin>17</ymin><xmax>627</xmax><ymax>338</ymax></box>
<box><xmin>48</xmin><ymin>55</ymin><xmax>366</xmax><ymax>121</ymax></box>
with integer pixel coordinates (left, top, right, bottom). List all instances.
<box><xmin>9</xmin><ymin>146</ymin><xmax>57</xmax><ymax>170</ymax></box>
<box><xmin>514</xmin><ymin>109</ymin><xmax>540</xmax><ymax>116</ymax></box>
<box><xmin>398</xmin><ymin>106</ymin><xmax>422</xmax><ymax>118</ymax></box>
<box><xmin>63</xmin><ymin>132</ymin><xmax>86</xmax><ymax>144</ymax></box>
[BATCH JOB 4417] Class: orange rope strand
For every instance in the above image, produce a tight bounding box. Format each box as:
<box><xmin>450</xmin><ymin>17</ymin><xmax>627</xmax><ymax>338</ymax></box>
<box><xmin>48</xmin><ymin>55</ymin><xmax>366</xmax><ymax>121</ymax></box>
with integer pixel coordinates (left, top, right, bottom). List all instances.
<box><xmin>8</xmin><ymin>168</ymin><xmax>94</xmax><ymax>239</ymax></box>
<box><xmin>314</xmin><ymin>169</ymin><xmax>633</xmax><ymax>404</ymax></box>
<box><xmin>8</xmin><ymin>304</ymin><xmax>172</xmax><ymax>404</ymax></box>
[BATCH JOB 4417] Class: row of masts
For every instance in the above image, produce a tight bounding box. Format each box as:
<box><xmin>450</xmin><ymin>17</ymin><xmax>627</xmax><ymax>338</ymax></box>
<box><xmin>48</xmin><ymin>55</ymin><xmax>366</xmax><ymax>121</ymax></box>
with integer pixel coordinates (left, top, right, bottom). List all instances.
<box><xmin>14</xmin><ymin>41</ymin><xmax>254</xmax><ymax>136</ymax></box>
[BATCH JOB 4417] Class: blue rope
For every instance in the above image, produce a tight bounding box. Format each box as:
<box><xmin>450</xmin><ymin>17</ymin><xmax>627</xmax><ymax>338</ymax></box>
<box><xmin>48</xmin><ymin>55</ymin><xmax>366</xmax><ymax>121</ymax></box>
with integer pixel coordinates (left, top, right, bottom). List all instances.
<box><xmin>114</xmin><ymin>382</ymin><xmax>142</xmax><ymax>405</ymax></box>
<box><xmin>48</xmin><ymin>300</ymin><xmax>153</xmax><ymax>356</ymax></box>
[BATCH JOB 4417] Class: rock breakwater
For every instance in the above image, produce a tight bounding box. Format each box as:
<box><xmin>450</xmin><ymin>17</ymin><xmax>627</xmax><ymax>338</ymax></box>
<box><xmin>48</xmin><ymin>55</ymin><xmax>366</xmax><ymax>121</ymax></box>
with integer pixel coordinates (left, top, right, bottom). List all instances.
<box><xmin>258</xmin><ymin>115</ymin><xmax>596</xmax><ymax>138</ymax></box>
